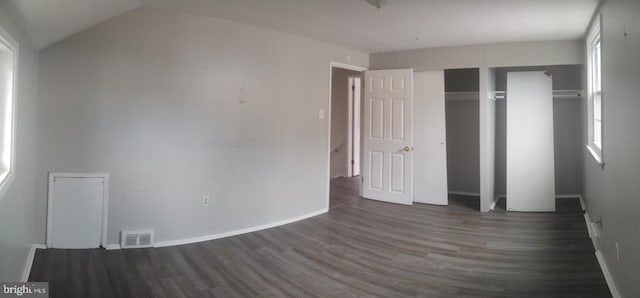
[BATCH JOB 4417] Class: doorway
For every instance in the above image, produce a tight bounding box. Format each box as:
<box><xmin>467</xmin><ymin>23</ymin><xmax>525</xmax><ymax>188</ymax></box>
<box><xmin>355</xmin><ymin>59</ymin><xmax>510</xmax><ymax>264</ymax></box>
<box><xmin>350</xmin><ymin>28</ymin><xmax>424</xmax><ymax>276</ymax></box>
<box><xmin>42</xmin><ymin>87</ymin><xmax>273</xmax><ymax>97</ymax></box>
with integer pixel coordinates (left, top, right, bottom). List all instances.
<box><xmin>443</xmin><ymin>68</ymin><xmax>481</xmax><ymax>210</ymax></box>
<box><xmin>329</xmin><ymin>64</ymin><xmax>364</xmax><ymax>209</ymax></box>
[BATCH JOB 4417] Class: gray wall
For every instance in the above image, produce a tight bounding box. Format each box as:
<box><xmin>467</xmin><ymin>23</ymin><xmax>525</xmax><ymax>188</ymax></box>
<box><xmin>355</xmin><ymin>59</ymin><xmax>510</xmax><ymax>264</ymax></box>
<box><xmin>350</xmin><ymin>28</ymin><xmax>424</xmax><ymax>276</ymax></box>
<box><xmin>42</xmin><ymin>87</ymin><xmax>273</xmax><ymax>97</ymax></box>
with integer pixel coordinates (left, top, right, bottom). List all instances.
<box><xmin>0</xmin><ymin>4</ymin><xmax>40</xmax><ymax>281</ymax></box>
<box><xmin>330</xmin><ymin>67</ymin><xmax>360</xmax><ymax>178</ymax></box>
<box><xmin>444</xmin><ymin>69</ymin><xmax>479</xmax><ymax>194</ymax></box>
<box><xmin>583</xmin><ymin>1</ymin><xmax>640</xmax><ymax>296</ymax></box>
<box><xmin>494</xmin><ymin>65</ymin><xmax>584</xmax><ymax>196</ymax></box>
<box><xmin>36</xmin><ymin>9</ymin><xmax>368</xmax><ymax>245</ymax></box>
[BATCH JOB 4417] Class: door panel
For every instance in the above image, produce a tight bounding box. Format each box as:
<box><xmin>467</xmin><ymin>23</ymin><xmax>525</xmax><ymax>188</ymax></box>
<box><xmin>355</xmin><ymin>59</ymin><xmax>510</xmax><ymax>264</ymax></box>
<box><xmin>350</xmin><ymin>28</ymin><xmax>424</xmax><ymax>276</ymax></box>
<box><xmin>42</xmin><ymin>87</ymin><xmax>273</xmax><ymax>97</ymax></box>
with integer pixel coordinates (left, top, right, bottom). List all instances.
<box><xmin>370</xmin><ymin>98</ymin><xmax>385</xmax><ymax>139</ymax></box>
<box><xmin>49</xmin><ymin>177</ymin><xmax>105</xmax><ymax>249</ymax></box>
<box><xmin>362</xmin><ymin>69</ymin><xmax>413</xmax><ymax>205</ymax></box>
<box><xmin>390</xmin><ymin>153</ymin><xmax>405</xmax><ymax>193</ymax></box>
<box><xmin>506</xmin><ymin>71</ymin><xmax>555</xmax><ymax>212</ymax></box>
<box><xmin>413</xmin><ymin>71</ymin><xmax>448</xmax><ymax>205</ymax></box>
<box><xmin>391</xmin><ymin>98</ymin><xmax>405</xmax><ymax>141</ymax></box>
<box><xmin>370</xmin><ymin>151</ymin><xmax>384</xmax><ymax>190</ymax></box>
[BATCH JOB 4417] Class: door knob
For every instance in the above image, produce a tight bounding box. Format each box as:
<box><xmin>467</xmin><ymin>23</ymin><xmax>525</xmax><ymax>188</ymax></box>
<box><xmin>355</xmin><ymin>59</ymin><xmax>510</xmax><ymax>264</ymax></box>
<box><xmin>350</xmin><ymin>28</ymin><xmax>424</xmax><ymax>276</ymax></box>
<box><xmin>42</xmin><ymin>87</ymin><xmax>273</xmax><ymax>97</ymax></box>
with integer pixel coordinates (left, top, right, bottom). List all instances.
<box><xmin>403</xmin><ymin>146</ymin><xmax>412</xmax><ymax>152</ymax></box>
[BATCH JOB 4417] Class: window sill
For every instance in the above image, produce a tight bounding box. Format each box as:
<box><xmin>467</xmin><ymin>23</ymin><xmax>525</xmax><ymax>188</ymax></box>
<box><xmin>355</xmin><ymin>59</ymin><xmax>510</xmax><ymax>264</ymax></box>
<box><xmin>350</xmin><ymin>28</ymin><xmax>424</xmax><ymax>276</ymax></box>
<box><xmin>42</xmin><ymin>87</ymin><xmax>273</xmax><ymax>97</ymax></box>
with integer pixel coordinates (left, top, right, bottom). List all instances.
<box><xmin>586</xmin><ymin>144</ymin><xmax>604</xmax><ymax>166</ymax></box>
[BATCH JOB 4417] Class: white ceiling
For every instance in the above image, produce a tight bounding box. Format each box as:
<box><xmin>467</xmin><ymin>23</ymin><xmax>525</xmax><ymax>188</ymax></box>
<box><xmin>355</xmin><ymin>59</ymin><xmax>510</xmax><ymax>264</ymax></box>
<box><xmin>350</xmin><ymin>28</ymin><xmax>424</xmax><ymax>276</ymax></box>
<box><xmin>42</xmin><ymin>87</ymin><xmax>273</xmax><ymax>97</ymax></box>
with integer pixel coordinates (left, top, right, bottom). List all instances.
<box><xmin>4</xmin><ymin>0</ymin><xmax>144</xmax><ymax>50</ymax></box>
<box><xmin>6</xmin><ymin>0</ymin><xmax>599</xmax><ymax>52</ymax></box>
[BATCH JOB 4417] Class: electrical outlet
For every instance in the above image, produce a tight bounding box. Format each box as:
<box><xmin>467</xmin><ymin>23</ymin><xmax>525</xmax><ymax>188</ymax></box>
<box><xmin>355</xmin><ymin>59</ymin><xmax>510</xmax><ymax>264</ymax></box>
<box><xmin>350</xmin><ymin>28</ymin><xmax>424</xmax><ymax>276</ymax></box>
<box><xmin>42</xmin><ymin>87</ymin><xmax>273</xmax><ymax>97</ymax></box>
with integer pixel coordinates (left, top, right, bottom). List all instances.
<box><xmin>202</xmin><ymin>195</ymin><xmax>210</xmax><ymax>207</ymax></box>
<box><xmin>616</xmin><ymin>242</ymin><xmax>620</xmax><ymax>260</ymax></box>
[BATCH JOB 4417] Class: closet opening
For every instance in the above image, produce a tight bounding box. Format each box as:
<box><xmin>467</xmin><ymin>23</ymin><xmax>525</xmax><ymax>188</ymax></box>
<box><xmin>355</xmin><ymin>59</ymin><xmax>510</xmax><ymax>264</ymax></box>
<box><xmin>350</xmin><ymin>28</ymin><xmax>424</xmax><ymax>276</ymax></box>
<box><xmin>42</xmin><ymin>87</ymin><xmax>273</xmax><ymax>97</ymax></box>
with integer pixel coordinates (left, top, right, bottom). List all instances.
<box><xmin>444</xmin><ymin>68</ymin><xmax>480</xmax><ymax>211</ymax></box>
<box><xmin>491</xmin><ymin>65</ymin><xmax>584</xmax><ymax>212</ymax></box>
<box><xmin>329</xmin><ymin>65</ymin><xmax>364</xmax><ymax>209</ymax></box>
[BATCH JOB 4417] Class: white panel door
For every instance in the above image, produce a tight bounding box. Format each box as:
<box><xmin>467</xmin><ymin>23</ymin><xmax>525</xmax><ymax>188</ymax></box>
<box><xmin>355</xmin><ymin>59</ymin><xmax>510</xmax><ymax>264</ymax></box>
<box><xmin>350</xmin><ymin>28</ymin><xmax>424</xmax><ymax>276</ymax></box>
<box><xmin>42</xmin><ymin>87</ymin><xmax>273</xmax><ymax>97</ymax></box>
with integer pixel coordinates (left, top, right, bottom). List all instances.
<box><xmin>48</xmin><ymin>176</ymin><xmax>106</xmax><ymax>248</ymax></box>
<box><xmin>413</xmin><ymin>71</ymin><xmax>448</xmax><ymax>205</ymax></box>
<box><xmin>362</xmin><ymin>69</ymin><xmax>413</xmax><ymax>205</ymax></box>
<box><xmin>352</xmin><ymin>77</ymin><xmax>361</xmax><ymax>177</ymax></box>
<box><xmin>507</xmin><ymin>71</ymin><xmax>555</xmax><ymax>212</ymax></box>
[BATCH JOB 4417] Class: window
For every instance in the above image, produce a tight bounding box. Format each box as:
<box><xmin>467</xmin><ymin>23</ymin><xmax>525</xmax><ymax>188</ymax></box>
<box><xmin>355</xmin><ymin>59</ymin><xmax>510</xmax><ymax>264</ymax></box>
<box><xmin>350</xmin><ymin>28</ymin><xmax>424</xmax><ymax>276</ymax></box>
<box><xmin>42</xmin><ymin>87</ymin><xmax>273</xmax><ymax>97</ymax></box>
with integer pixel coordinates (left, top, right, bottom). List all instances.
<box><xmin>587</xmin><ymin>16</ymin><xmax>603</xmax><ymax>164</ymax></box>
<box><xmin>0</xmin><ymin>25</ymin><xmax>17</xmax><ymax>197</ymax></box>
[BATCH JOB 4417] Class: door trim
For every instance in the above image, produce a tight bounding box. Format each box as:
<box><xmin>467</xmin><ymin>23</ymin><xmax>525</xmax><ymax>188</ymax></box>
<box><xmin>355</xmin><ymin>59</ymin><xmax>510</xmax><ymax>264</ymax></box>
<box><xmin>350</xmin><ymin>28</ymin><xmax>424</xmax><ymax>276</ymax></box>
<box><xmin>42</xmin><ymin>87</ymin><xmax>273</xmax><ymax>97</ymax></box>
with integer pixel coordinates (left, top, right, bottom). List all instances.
<box><xmin>327</xmin><ymin>62</ymin><xmax>367</xmax><ymax>209</ymax></box>
<box><xmin>46</xmin><ymin>172</ymin><xmax>110</xmax><ymax>248</ymax></box>
<box><xmin>347</xmin><ymin>75</ymin><xmax>362</xmax><ymax>178</ymax></box>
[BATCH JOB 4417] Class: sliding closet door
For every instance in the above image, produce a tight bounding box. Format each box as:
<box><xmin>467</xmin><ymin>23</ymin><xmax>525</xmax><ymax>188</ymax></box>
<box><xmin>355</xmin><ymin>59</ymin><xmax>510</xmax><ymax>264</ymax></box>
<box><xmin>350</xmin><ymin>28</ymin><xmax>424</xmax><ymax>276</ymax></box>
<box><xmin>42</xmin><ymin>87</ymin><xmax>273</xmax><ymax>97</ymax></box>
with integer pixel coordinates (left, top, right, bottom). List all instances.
<box><xmin>506</xmin><ymin>71</ymin><xmax>555</xmax><ymax>212</ymax></box>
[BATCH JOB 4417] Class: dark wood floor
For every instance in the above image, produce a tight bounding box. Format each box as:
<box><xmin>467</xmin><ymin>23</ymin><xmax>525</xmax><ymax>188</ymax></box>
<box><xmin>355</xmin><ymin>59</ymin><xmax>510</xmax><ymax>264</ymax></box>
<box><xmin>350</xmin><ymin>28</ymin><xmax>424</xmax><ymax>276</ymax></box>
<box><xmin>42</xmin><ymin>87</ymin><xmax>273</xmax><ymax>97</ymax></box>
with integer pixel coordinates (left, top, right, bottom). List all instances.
<box><xmin>30</xmin><ymin>177</ymin><xmax>610</xmax><ymax>297</ymax></box>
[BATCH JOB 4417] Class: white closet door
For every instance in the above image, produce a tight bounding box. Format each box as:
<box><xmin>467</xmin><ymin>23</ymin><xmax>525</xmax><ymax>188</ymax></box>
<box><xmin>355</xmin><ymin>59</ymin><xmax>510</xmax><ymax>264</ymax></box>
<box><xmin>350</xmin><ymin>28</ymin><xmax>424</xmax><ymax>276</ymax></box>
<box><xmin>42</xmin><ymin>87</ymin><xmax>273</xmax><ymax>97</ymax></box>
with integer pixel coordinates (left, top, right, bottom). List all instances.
<box><xmin>413</xmin><ymin>71</ymin><xmax>448</xmax><ymax>205</ymax></box>
<box><xmin>507</xmin><ymin>71</ymin><xmax>555</xmax><ymax>212</ymax></box>
<box><xmin>48</xmin><ymin>175</ymin><xmax>106</xmax><ymax>248</ymax></box>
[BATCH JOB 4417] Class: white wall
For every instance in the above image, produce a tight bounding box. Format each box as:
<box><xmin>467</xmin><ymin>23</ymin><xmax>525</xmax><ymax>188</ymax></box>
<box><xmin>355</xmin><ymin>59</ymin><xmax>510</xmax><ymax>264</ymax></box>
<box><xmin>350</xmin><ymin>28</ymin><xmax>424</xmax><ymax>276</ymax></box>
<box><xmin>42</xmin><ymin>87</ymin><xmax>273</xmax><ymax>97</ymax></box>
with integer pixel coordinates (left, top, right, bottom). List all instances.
<box><xmin>0</xmin><ymin>4</ymin><xmax>39</xmax><ymax>281</ymax></box>
<box><xmin>370</xmin><ymin>40</ymin><xmax>584</xmax><ymax>70</ymax></box>
<box><xmin>582</xmin><ymin>1</ymin><xmax>640</xmax><ymax>296</ymax></box>
<box><xmin>36</xmin><ymin>9</ymin><xmax>368</xmax><ymax>245</ymax></box>
<box><xmin>330</xmin><ymin>67</ymin><xmax>361</xmax><ymax>178</ymax></box>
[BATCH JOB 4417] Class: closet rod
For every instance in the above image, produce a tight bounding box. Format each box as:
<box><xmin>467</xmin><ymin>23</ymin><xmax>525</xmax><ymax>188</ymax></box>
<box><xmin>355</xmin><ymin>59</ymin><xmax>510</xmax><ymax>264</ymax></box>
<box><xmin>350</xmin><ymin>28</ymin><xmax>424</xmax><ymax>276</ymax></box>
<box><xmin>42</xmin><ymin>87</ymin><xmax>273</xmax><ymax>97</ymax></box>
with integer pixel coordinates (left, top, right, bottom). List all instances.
<box><xmin>489</xmin><ymin>89</ymin><xmax>583</xmax><ymax>101</ymax></box>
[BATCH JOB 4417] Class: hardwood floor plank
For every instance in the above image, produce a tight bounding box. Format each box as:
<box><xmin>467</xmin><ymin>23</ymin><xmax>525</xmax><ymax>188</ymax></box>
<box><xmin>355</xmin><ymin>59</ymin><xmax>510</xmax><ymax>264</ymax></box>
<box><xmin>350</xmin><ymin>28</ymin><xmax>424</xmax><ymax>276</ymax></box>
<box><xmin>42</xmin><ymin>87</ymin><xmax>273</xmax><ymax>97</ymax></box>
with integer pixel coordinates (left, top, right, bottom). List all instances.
<box><xmin>29</xmin><ymin>177</ymin><xmax>610</xmax><ymax>297</ymax></box>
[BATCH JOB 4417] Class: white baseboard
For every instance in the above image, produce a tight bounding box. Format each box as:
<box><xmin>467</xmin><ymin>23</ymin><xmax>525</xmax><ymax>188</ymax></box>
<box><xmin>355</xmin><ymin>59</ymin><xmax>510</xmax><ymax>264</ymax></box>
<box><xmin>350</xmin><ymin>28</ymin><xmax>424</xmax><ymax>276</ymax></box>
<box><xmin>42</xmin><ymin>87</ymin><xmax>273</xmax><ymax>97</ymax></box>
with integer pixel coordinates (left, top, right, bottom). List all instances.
<box><xmin>154</xmin><ymin>208</ymin><xmax>328</xmax><ymax>248</ymax></box>
<box><xmin>105</xmin><ymin>244</ymin><xmax>121</xmax><ymax>250</ymax></box>
<box><xmin>447</xmin><ymin>191</ymin><xmax>480</xmax><ymax>197</ymax></box>
<box><xmin>595</xmin><ymin>250</ymin><xmax>621</xmax><ymax>298</ymax></box>
<box><xmin>582</xmin><ymin>210</ymin><xmax>621</xmax><ymax>298</ymax></box>
<box><xmin>22</xmin><ymin>244</ymin><xmax>46</xmax><ymax>282</ymax></box>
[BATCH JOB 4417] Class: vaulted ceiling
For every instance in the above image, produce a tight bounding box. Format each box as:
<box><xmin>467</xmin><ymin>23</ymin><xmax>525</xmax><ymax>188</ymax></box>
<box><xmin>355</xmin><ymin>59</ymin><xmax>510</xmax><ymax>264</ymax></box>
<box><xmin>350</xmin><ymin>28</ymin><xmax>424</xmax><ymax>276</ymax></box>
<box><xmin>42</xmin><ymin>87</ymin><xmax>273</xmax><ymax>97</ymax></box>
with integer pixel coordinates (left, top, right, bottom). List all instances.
<box><xmin>3</xmin><ymin>0</ymin><xmax>600</xmax><ymax>52</ymax></box>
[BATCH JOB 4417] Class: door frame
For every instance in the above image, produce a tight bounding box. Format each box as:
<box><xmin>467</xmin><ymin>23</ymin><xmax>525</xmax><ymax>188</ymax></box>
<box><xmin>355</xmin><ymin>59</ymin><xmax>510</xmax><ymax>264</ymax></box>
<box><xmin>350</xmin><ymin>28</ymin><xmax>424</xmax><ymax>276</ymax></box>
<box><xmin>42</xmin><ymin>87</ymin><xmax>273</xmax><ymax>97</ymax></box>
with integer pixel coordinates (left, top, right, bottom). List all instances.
<box><xmin>347</xmin><ymin>75</ymin><xmax>362</xmax><ymax>178</ymax></box>
<box><xmin>327</xmin><ymin>62</ymin><xmax>367</xmax><ymax>209</ymax></box>
<box><xmin>46</xmin><ymin>172</ymin><xmax>110</xmax><ymax>248</ymax></box>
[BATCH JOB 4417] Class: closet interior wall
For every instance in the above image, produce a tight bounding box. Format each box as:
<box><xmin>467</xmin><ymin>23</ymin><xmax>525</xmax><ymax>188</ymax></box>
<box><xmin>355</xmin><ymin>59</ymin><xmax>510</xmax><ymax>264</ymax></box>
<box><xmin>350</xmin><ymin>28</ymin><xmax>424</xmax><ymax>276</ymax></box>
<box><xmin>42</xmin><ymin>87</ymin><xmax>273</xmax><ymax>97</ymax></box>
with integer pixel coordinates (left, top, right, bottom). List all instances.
<box><xmin>444</xmin><ymin>69</ymin><xmax>480</xmax><ymax>195</ymax></box>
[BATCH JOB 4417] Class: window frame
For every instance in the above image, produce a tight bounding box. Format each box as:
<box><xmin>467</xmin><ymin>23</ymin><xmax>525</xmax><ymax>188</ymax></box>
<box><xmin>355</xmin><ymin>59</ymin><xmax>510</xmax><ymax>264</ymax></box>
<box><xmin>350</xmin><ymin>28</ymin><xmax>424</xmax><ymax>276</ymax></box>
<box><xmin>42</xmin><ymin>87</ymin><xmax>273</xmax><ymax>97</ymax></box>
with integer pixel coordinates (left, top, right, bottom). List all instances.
<box><xmin>0</xmin><ymin>24</ymin><xmax>18</xmax><ymax>200</ymax></box>
<box><xmin>586</xmin><ymin>16</ymin><xmax>603</xmax><ymax>165</ymax></box>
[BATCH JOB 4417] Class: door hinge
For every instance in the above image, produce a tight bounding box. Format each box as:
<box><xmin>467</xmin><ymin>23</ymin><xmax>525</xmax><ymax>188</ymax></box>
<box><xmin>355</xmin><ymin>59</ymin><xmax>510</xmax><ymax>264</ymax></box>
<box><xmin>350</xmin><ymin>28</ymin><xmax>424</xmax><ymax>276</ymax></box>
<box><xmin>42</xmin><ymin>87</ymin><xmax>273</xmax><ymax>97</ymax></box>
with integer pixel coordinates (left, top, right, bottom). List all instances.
<box><xmin>352</xmin><ymin>84</ymin><xmax>355</xmax><ymax>91</ymax></box>
<box><xmin>351</xmin><ymin>160</ymin><xmax>355</xmax><ymax>165</ymax></box>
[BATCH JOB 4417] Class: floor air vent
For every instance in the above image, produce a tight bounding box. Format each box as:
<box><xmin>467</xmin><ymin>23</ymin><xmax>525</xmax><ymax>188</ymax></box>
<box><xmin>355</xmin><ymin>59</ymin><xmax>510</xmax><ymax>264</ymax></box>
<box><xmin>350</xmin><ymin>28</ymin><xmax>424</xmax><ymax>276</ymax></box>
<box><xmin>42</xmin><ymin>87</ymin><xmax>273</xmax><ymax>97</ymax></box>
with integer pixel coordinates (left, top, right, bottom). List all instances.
<box><xmin>120</xmin><ymin>230</ymin><xmax>155</xmax><ymax>249</ymax></box>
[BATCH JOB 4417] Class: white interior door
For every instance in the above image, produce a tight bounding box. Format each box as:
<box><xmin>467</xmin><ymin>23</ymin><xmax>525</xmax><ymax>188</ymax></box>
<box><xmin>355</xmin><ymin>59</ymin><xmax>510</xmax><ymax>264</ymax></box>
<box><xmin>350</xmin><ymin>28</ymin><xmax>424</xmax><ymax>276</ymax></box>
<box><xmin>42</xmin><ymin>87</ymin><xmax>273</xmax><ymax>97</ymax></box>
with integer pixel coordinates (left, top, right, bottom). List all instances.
<box><xmin>413</xmin><ymin>71</ymin><xmax>448</xmax><ymax>205</ymax></box>
<box><xmin>48</xmin><ymin>175</ymin><xmax>107</xmax><ymax>248</ymax></box>
<box><xmin>362</xmin><ymin>69</ymin><xmax>413</xmax><ymax>205</ymax></box>
<box><xmin>352</xmin><ymin>77</ymin><xmax>361</xmax><ymax>177</ymax></box>
<box><xmin>347</xmin><ymin>77</ymin><xmax>362</xmax><ymax>177</ymax></box>
<box><xmin>507</xmin><ymin>71</ymin><xmax>555</xmax><ymax>212</ymax></box>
